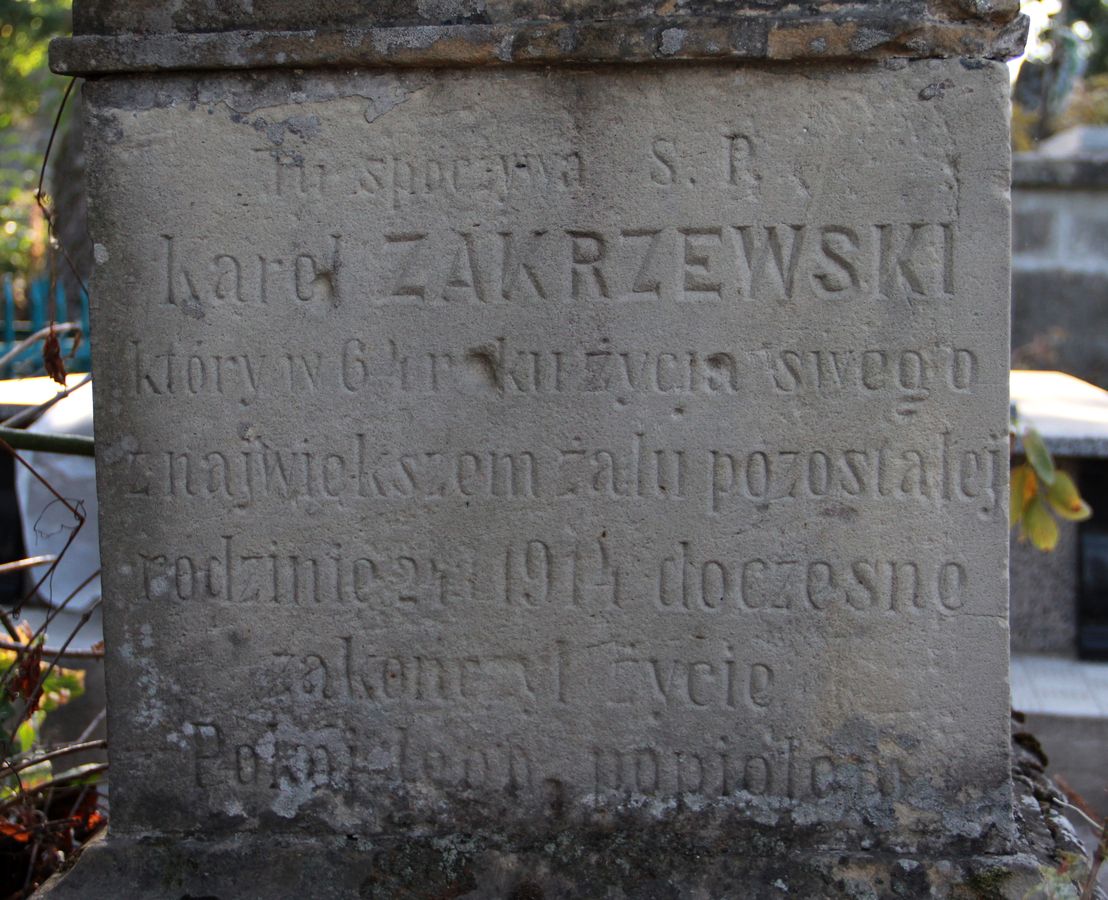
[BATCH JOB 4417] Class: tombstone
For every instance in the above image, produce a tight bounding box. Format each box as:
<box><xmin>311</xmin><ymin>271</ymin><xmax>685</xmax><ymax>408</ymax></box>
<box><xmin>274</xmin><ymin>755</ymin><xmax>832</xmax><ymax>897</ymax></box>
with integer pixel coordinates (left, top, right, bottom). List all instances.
<box><xmin>47</xmin><ymin>2</ymin><xmax>1039</xmax><ymax>895</ymax></box>
<box><xmin>1011</xmin><ymin>129</ymin><xmax>1108</xmax><ymax>390</ymax></box>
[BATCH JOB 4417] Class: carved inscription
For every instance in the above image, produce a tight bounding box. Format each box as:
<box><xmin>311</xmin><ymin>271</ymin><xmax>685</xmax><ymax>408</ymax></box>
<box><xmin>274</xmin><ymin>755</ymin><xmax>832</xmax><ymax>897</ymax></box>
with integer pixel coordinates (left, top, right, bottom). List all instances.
<box><xmin>259</xmin><ymin>637</ymin><xmax>775</xmax><ymax>712</ymax></box>
<box><xmin>709</xmin><ymin>433</ymin><xmax>1005</xmax><ymax>515</ymax></box>
<box><xmin>656</xmin><ymin>542</ymin><xmax>968</xmax><ymax>613</ymax></box>
<box><xmin>189</xmin><ymin>719</ymin><xmax>910</xmax><ymax>810</ymax></box>
<box><xmin>139</xmin><ymin>536</ymin><xmax>473</xmax><ymax>608</ymax></box>
<box><xmin>158</xmin><ymin>222</ymin><xmax>955</xmax><ymax>311</ymax></box>
<box><xmin>591</xmin><ymin>739</ymin><xmax>906</xmax><ymax>802</ymax></box>
<box><xmin>117</xmin><ymin>431</ymin><xmax>1004</xmax><ymax>519</ymax></box>
<box><xmin>260</xmin><ymin>147</ymin><xmax>584</xmax><ymax>207</ymax></box>
<box><xmin>119</xmin><ymin>433</ymin><xmax>688</xmax><ymax>504</ymax></box>
<box><xmin>103</xmin><ymin>79</ymin><xmax>1007</xmax><ymax>829</ymax></box>
<box><xmin>272</xmin><ymin>638</ymin><xmax>551</xmax><ymax>705</ymax></box>
<box><xmin>131</xmin><ymin>531</ymin><xmax>973</xmax><ymax>618</ymax></box>
<box><xmin>130</xmin><ymin>338</ymin><xmax>979</xmax><ymax>412</ymax></box>
<box><xmin>162</xmin><ymin>234</ymin><xmax>342</xmax><ymax>312</ymax></box>
<box><xmin>606</xmin><ymin>653</ymin><xmax>774</xmax><ymax>709</ymax></box>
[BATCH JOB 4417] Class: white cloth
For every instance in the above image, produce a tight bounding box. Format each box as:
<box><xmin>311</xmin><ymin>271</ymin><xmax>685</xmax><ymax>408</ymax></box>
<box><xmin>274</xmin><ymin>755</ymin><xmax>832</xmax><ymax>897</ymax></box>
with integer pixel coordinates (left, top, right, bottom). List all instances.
<box><xmin>13</xmin><ymin>382</ymin><xmax>101</xmax><ymax>611</ymax></box>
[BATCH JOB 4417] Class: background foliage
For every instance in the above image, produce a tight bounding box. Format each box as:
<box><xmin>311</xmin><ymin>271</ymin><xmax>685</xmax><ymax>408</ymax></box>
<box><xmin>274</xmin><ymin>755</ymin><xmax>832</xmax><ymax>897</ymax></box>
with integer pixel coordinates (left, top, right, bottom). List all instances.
<box><xmin>0</xmin><ymin>0</ymin><xmax>70</xmax><ymax>277</ymax></box>
<box><xmin>1013</xmin><ymin>0</ymin><xmax>1108</xmax><ymax>147</ymax></box>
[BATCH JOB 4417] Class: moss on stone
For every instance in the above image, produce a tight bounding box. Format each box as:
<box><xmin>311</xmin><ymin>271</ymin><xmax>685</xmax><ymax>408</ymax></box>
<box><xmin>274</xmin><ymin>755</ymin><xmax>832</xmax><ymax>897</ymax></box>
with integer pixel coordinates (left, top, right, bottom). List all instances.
<box><xmin>959</xmin><ymin>865</ymin><xmax>1013</xmax><ymax>899</ymax></box>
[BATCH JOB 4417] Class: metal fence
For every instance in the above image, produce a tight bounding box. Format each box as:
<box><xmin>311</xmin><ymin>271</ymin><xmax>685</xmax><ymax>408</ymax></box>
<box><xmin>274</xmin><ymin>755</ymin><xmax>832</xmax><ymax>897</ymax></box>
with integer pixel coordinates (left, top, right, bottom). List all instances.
<box><xmin>1</xmin><ymin>274</ymin><xmax>92</xmax><ymax>379</ymax></box>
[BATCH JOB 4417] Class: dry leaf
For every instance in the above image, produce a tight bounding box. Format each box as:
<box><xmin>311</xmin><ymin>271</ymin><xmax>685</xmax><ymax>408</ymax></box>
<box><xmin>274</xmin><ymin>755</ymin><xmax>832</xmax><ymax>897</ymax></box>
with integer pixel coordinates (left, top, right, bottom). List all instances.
<box><xmin>43</xmin><ymin>326</ymin><xmax>67</xmax><ymax>386</ymax></box>
<box><xmin>14</xmin><ymin>642</ymin><xmax>44</xmax><ymax>712</ymax></box>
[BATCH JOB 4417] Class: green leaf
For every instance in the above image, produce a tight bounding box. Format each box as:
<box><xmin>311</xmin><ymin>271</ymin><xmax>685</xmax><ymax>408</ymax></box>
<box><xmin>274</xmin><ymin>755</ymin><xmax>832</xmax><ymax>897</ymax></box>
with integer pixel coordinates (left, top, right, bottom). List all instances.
<box><xmin>40</xmin><ymin>664</ymin><xmax>85</xmax><ymax>712</ymax></box>
<box><xmin>1023</xmin><ymin>496</ymin><xmax>1060</xmax><ymax>552</ymax></box>
<box><xmin>1046</xmin><ymin>470</ymin><xmax>1093</xmax><ymax>522</ymax></box>
<box><xmin>1010</xmin><ymin>464</ymin><xmax>1036</xmax><ymax>529</ymax></box>
<box><xmin>1023</xmin><ymin>429</ymin><xmax>1056</xmax><ymax>486</ymax></box>
<box><xmin>15</xmin><ymin>716</ymin><xmax>36</xmax><ymax>754</ymax></box>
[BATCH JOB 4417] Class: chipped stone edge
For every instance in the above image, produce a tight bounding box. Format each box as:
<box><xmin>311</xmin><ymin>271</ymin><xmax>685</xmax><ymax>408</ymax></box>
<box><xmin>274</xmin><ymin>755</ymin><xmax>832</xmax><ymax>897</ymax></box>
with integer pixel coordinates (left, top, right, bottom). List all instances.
<box><xmin>50</xmin><ymin>14</ymin><xmax>1030</xmax><ymax>76</ymax></box>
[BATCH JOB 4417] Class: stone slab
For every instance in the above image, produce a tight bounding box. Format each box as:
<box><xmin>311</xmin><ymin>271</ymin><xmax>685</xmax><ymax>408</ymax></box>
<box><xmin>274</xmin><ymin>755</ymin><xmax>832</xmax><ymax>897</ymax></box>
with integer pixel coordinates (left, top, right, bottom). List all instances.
<box><xmin>80</xmin><ymin>59</ymin><xmax>1014</xmax><ymax>867</ymax></box>
<box><xmin>67</xmin><ymin>0</ymin><xmax>1024</xmax><ymax>35</ymax></box>
<box><xmin>1011</xmin><ymin>654</ymin><xmax>1108</xmax><ymax>718</ymax></box>
<box><xmin>1011</xmin><ymin>370</ymin><xmax>1108</xmax><ymax>458</ymax></box>
<box><xmin>50</xmin><ymin>1</ymin><xmax>1029</xmax><ymax>74</ymax></box>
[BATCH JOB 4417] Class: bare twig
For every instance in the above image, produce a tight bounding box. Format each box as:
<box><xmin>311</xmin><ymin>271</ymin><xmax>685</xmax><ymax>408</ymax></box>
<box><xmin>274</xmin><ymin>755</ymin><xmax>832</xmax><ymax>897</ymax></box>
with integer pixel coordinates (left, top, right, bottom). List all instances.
<box><xmin>1057</xmin><ymin>799</ymin><xmax>1107</xmax><ymax>835</ymax></box>
<box><xmin>33</xmin><ymin>78</ymin><xmax>88</xmax><ymax>299</ymax></box>
<box><xmin>0</xmin><ymin>572</ymin><xmax>102</xmax><ymax>716</ymax></box>
<box><xmin>0</xmin><ymin>555</ymin><xmax>56</xmax><ymax>576</ymax></box>
<box><xmin>0</xmin><ymin>70</ymin><xmax>103</xmax><ymax>896</ymax></box>
<box><xmin>28</xmin><ymin>570</ymin><xmax>101</xmax><ymax>651</ymax></box>
<box><xmin>21</xmin><ymin>526</ymin><xmax>81</xmax><ymax>616</ymax></box>
<box><xmin>8</xmin><ymin>740</ymin><xmax>107</xmax><ymax>776</ymax></box>
<box><xmin>35</xmin><ymin>80</ymin><xmax>72</xmax><ymax>204</ymax></box>
<box><xmin>1079</xmin><ymin>818</ymin><xmax>1108</xmax><ymax>900</ymax></box>
<box><xmin>64</xmin><ymin>779</ymin><xmax>99</xmax><ymax>827</ymax></box>
<box><xmin>0</xmin><ymin>639</ymin><xmax>103</xmax><ymax>660</ymax></box>
<box><xmin>0</xmin><ymin>758</ymin><xmax>29</xmax><ymax>806</ymax></box>
<box><xmin>14</xmin><ymin>596</ymin><xmax>102</xmax><ymax>731</ymax></box>
<box><xmin>75</xmin><ymin>709</ymin><xmax>106</xmax><ymax>744</ymax></box>
<box><xmin>0</xmin><ymin>609</ymin><xmax>20</xmax><ymax>642</ymax></box>
<box><xmin>0</xmin><ymin>437</ymin><xmax>87</xmax><ymax>621</ymax></box>
<box><xmin>0</xmin><ymin>322</ymin><xmax>82</xmax><ymax>371</ymax></box>
<box><xmin>0</xmin><ymin>71</ymin><xmax>91</xmax><ymax>652</ymax></box>
<box><xmin>23</xmin><ymin>837</ymin><xmax>41</xmax><ymax>893</ymax></box>
<box><xmin>0</xmin><ymin>438</ymin><xmax>84</xmax><ymax>531</ymax></box>
<box><xmin>0</xmin><ymin>763</ymin><xmax>107</xmax><ymax>811</ymax></box>
<box><xmin>2</xmin><ymin>373</ymin><xmax>92</xmax><ymax>429</ymax></box>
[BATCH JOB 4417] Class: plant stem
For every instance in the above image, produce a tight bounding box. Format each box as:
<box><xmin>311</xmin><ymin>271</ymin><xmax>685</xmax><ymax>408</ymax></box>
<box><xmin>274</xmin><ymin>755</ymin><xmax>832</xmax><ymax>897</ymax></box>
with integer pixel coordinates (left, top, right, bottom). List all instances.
<box><xmin>0</xmin><ymin>556</ymin><xmax>56</xmax><ymax>576</ymax></box>
<box><xmin>0</xmin><ymin>763</ymin><xmax>108</xmax><ymax>811</ymax></box>
<box><xmin>0</xmin><ymin>322</ymin><xmax>82</xmax><ymax>371</ymax></box>
<box><xmin>0</xmin><ymin>639</ymin><xmax>103</xmax><ymax>660</ymax></box>
<box><xmin>7</xmin><ymin>740</ymin><xmax>107</xmax><ymax>776</ymax></box>
<box><xmin>0</xmin><ymin>426</ymin><xmax>93</xmax><ymax>457</ymax></box>
<box><xmin>1079</xmin><ymin>819</ymin><xmax>1108</xmax><ymax>900</ymax></box>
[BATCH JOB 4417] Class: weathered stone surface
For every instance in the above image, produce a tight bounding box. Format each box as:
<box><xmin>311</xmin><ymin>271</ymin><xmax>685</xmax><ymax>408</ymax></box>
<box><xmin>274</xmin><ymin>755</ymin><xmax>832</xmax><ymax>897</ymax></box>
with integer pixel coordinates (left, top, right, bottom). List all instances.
<box><xmin>26</xmin><ymin>833</ymin><xmax>1065</xmax><ymax>899</ymax></box>
<box><xmin>51</xmin><ymin>0</ymin><xmax>1029</xmax><ymax>74</ymax></box>
<box><xmin>75</xmin><ymin>57</ymin><xmax>1014</xmax><ymax>875</ymax></box>
<box><xmin>50</xmin><ymin>0</ymin><xmax>1023</xmax><ymax>889</ymax></box>
<box><xmin>68</xmin><ymin>0</ymin><xmax>1023</xmax><ymax>35</ymax></box>
<box><xmin>42</xmin><ymin>726</ymin><xmax>1086</xmax><ymax>899</ymax></box>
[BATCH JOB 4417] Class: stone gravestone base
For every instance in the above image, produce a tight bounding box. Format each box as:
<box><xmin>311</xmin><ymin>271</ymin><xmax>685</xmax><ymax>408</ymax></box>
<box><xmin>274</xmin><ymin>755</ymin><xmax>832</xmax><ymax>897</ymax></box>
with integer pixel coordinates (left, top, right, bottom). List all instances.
<box><xmin>46</xmin><ymin>2</ymin><xmax>1035</xmax><ymax>896</ymax></box>
<box><xmin>39</xmin><ymin>740</ymin><xmax>1089</xmax><ymax>899</ymax></box>
<box><xmin>32</xmin><ymin>835</ymin><xmax>1068</xmax><ymax>899</ymax></box>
